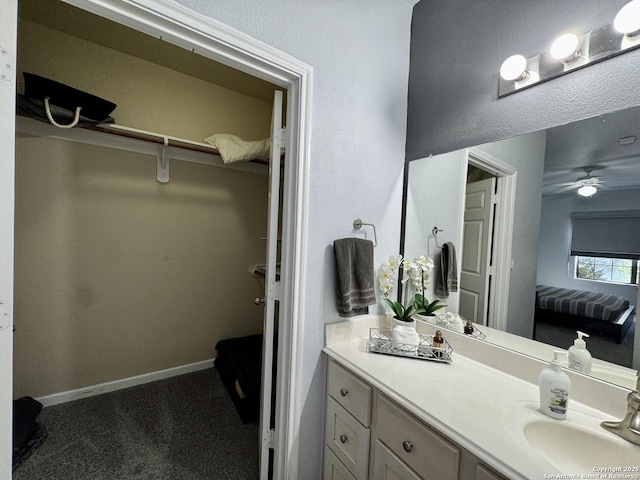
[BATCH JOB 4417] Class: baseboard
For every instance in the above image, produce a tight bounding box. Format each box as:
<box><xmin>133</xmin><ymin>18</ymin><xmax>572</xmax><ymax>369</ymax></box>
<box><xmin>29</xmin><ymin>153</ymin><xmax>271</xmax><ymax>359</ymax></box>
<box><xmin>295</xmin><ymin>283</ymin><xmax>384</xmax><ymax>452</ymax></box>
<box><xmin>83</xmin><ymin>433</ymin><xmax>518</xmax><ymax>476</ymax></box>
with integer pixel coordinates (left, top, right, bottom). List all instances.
<box><xmin>36</xmin><ymin>358</ymin><xmax>216</xmax><ymax>407</ymax></box>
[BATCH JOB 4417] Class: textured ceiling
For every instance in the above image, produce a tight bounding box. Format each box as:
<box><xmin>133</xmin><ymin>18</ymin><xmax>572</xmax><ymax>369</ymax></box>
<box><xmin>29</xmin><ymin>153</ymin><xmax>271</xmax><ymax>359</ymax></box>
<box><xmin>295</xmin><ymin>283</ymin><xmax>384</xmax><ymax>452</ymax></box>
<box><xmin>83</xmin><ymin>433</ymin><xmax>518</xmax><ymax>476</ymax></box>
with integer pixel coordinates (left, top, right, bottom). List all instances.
<box><xmin>542</xmin><ymin>106</ymin><xmax>640</xmax><ymax>195</ymax></box>
<box><xmin>18</xmin><ymin>0</ymin><xmax>278</xmax><ymax>103</ymax></box>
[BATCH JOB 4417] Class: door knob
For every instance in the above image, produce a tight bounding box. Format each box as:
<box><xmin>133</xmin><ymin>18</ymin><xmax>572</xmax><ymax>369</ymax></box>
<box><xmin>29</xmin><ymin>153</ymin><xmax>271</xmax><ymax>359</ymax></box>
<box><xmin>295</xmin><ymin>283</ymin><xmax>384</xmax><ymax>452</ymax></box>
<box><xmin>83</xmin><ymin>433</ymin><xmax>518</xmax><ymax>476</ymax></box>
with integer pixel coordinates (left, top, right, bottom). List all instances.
<box><xmin>254</xmin><ymin>297</ymin><xmax>265</xmax><ymax>305</ymax></box>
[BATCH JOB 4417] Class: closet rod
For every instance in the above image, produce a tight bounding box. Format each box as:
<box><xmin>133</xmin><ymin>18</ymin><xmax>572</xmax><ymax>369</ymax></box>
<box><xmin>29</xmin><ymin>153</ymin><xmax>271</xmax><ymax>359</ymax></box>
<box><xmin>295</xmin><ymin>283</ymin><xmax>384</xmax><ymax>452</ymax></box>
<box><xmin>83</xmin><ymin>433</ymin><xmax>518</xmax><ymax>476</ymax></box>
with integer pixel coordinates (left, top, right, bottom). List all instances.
<box><xmin>16</xmin><ymin>115</ymin><xmax>271</xmax><ymax>183</ymax></box>
<box><xmin>88</xmin><ymin>124</ymin><xmax>270</xmax><ymax>165</ymax></box>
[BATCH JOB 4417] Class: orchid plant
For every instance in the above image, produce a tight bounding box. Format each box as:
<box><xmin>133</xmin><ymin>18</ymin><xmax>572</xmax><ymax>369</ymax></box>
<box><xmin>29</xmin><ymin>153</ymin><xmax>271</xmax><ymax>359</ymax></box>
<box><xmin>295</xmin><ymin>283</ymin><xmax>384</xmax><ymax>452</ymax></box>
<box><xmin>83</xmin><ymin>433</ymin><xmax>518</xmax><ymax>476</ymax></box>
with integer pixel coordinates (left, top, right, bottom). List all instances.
<box><xmin>377</xmin><ymin>254</ymin><xmax>445</xmax><ymax>321</ymax></box>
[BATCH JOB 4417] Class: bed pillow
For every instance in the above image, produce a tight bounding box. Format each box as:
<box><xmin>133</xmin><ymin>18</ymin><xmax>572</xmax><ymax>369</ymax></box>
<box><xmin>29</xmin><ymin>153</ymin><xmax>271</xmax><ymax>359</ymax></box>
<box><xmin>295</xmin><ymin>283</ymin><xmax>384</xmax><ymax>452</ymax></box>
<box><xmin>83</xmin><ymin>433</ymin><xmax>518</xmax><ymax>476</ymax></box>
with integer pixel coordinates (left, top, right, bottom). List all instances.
<box><xmin>204</xmin><ymin>133</ymin><xmax>270</xmax><ymax>164</ymax></box>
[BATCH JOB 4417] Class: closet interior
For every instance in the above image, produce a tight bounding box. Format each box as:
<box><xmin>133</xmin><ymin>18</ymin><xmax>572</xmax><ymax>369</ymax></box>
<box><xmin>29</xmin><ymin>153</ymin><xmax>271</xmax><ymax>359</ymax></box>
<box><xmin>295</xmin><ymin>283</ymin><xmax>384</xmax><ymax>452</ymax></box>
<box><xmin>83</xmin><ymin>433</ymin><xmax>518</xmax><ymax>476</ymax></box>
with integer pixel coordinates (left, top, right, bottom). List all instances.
<box><xmin>13</xmin><ymin>0</ymin><xmax>281</xmax><ymax>464</ymax></box>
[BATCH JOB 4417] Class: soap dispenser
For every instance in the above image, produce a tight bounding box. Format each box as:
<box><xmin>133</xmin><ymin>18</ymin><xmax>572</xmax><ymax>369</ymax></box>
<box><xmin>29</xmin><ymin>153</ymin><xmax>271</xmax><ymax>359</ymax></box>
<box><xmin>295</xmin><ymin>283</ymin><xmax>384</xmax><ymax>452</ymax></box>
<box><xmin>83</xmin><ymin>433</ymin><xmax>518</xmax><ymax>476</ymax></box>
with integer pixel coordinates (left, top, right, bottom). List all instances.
<box><xmin>539</xmin><ymin>350</ymin><xmax>571</xmax><ymax>420</ymax></box>
<box><xmin>568</xmin><ymin>330</ymin><xmax>592</xmax><ymax>374</ymax></box>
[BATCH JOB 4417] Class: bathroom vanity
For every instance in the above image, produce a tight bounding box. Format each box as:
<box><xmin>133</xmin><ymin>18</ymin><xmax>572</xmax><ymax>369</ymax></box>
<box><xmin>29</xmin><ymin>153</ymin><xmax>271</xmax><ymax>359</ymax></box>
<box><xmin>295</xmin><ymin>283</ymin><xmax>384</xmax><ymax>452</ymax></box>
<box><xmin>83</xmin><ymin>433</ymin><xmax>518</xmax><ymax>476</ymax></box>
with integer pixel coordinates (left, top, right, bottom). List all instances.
<box><xmin>322</xmin><ymin>316</ymin><xmax>638</xmax><ymax>480</ymax></box>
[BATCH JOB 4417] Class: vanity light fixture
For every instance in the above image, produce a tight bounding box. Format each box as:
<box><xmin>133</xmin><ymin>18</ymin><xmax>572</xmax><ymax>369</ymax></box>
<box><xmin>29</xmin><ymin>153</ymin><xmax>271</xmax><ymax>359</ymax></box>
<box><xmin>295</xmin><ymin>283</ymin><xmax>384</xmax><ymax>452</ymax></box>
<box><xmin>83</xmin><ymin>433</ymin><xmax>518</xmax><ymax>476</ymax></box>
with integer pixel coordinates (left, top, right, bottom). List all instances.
<box><xmin>614</xmin><ymin>0</ymin><xmax>640</xmax><ymax>36</ymax></box>
<box><xmin>550</xmin><ymin>33</ymin><xmax>580</xmax><ymax>62</ymax></box>
<box><xmin>577</xmin><ymin>185</ymin><xmax>597</xmax><ymax>197</ymax></box>
<box><xmin>499</xmin><ymin>0</ymin><xmax>640</xmax><ymax>97</ymax></box>
<box><xmin>500</xmin><ymin>54</ymin><xmax>528</xmax><ymax>81</ymax></box>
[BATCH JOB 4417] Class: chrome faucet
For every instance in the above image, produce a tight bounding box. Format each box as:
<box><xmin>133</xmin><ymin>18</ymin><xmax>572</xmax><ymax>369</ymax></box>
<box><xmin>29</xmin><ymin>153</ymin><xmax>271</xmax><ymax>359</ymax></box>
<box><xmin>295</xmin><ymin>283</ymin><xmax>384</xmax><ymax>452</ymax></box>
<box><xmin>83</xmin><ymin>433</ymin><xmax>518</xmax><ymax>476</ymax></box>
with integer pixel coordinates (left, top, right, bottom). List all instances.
<box><xmin>601</xmin><ymin>390</ymin><xmax>640</xmax><ymax>446</ymax></box>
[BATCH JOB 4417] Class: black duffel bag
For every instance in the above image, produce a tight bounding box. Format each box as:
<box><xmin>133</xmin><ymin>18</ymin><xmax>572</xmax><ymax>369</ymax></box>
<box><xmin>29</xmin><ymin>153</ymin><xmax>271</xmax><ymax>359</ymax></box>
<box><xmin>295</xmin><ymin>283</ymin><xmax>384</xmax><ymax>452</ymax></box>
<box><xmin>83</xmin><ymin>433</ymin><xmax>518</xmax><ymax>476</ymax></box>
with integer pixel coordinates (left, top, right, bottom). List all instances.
<box><xmin>18</xmin><ymin>72</ymin><xmax>117</xmax><ymax>128</ymax></box>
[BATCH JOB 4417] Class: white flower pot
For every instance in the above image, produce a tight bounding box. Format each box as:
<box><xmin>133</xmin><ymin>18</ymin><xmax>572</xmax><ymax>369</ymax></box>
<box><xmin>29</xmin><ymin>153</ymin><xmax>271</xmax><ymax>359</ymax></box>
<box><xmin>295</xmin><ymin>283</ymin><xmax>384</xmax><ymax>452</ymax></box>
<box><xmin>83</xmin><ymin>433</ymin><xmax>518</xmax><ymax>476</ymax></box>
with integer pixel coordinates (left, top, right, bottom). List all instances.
<box><xmin>392</xmin><ymin>317</ymin><xmax>420</xmax><ymax>351</ymax></box>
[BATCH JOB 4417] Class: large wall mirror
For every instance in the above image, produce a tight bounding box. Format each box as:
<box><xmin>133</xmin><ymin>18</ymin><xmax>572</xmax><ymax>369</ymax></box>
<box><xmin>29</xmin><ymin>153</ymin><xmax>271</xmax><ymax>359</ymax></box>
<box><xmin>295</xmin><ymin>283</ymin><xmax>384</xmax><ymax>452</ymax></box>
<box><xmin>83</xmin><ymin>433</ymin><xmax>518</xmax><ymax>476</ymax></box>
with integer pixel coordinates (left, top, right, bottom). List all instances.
<box><xmin>402</xmin><ymin>105</ymin><xmax>640</xmax><ymax>389</ymax></box>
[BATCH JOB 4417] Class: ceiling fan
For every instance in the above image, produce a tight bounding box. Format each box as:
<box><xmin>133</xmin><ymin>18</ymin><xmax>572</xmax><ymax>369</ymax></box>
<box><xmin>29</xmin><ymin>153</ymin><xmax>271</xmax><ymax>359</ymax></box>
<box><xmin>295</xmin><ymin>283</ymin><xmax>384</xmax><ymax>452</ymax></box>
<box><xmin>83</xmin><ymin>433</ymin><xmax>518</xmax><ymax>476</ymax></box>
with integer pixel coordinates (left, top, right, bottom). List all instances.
<box><xmin>544</xmin><ymin>167</ymin><xmax>606</xmax><ymax>197</ymax></box>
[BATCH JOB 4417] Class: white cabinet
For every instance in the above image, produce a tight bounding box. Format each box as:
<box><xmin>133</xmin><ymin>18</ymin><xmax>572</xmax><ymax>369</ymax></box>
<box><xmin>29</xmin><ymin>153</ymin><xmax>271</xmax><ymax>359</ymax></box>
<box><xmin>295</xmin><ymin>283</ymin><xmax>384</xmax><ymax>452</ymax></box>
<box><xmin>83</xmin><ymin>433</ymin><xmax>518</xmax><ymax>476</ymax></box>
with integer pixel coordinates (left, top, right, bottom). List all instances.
<box><xmin>375</xmin><ymin>394</ymin><xmax>460</xmax><ymax>479</ymax></box>
<box><xmin>475</xmin><ymin>464</ymin><xmax>509</xmax><ymax>480</ymax></box>
<box><xmin>324</xmin><ymin>446</ymin><xmax>357</xmax><ymax>480</ymax></box>
<box><xmin>324</xmin><ymin>358</ymin><xmax>509</xmax><ymax>480</ymax></box>
<box><xmin>373</xmin><ymin>440</ymin><xmax>423</xmax><ymax>480</ymax></box>
<box><xmin>325</xmin><ymin>360</ymin><xmax>372</xmax><ymax>480</ymax></box>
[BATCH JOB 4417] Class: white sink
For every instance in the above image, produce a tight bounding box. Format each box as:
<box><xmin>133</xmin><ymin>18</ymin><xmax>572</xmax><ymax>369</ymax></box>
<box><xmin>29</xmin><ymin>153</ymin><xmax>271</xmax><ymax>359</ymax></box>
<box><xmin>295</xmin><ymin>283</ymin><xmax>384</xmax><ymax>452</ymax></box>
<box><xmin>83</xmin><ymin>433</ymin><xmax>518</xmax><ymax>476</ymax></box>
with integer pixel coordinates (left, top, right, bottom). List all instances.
<box><xmin>505</xmin><ymin>401</ymin><xmax>640</xmax><ymax>474</ymax></box>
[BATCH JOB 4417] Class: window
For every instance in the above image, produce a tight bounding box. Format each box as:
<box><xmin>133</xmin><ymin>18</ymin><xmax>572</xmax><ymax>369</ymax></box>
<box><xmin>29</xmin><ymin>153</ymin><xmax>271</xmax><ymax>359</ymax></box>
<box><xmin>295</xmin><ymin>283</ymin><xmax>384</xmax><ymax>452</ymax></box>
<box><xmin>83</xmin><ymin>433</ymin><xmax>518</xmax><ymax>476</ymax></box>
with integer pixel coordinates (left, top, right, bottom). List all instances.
<box><xmin>575</xmin><ymin>256</ymin><xmax>639</xmax><ymax>285</ymax></box>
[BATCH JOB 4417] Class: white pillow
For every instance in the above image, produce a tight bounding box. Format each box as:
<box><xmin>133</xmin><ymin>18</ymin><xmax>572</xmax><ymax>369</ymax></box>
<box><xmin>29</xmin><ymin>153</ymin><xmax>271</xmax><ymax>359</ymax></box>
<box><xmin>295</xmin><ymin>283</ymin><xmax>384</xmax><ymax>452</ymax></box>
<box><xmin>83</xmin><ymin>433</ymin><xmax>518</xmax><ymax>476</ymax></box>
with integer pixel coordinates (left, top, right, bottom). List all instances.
<box><xmin>204</xmin><ymin>133</ymin><xmax>270</xmax><ymax>164</ymax></box>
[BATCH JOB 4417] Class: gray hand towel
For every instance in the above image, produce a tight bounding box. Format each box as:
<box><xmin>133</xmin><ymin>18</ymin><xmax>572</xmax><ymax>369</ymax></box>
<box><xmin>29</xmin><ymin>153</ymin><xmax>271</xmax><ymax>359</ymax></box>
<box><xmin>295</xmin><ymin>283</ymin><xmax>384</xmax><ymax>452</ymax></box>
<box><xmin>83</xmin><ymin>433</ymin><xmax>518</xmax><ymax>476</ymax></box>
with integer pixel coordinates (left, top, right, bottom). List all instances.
<box><xmin>435</xmin><ymin>242</ymin><xmax>458</xmax><ymax>299</ymax></box>
<box><xmin>333</xmin><ymin>238</ymin><xmax>376</xmax><ymax>317</ymax></box>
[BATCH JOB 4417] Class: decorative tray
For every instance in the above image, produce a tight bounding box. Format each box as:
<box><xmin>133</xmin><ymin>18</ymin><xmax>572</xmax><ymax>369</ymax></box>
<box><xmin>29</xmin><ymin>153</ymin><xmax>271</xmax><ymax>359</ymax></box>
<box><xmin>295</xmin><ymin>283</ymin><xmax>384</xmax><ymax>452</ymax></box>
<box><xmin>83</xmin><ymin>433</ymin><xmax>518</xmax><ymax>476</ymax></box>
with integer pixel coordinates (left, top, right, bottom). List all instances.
<box><xmin>433</xmin><ymin>314</ymin><xmax>487</xmax><ymax>341</ymax></box>
<box><xmin>367</xmin><ymin>328</ymin><xmax>453</xmax><ymax>364</ymax></box>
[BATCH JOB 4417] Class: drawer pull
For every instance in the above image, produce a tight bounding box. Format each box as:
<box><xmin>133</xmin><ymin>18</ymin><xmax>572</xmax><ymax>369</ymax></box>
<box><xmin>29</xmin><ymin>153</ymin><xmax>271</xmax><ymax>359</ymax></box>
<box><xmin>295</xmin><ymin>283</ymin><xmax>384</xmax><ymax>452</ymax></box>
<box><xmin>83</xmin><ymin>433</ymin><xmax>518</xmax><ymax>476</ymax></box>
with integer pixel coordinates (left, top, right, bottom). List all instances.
<box><xmin>339</xmin><ymin>434</ymin><xmax>348</xmax><ymax>444</ymax></box>
<box><xmin>402</xmin><ymin>440</ymin><xmax>414</xmax><ymax>453</ymax></box>
<box><xmin>340</xmin><ymin>388</ymin><xmax>349</xmax><ymax>397</ymax></box>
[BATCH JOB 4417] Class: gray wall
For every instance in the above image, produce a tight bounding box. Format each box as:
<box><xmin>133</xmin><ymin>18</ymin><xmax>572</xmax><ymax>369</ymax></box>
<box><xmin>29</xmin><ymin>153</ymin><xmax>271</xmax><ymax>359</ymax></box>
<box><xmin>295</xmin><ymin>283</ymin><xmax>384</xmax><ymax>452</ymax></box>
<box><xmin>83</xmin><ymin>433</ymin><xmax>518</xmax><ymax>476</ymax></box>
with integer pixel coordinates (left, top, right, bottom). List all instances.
<box><xmin>407</xmin><ymin>0</ymin><xmax>640</xmax><ymax>160</ymax></box>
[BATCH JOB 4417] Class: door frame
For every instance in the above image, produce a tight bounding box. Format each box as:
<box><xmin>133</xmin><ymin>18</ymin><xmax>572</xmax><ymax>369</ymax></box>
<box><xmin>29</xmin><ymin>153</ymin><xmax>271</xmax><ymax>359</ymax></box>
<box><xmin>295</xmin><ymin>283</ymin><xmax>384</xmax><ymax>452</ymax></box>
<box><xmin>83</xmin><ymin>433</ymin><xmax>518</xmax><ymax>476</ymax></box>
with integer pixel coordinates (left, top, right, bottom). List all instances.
<box><xmin>0</xmin><ymin>1</ymin><xmax>18</xmax><ymax>477</ymax></box>
<box><xmin>3</xmin><ymin>1</ymin><xmax>312</xmax><ymax>478</ymax></box>
<box><xmin>465</xmin><ymin>147</ymin><xmax>516</xmax><ymax>331</ymax></box>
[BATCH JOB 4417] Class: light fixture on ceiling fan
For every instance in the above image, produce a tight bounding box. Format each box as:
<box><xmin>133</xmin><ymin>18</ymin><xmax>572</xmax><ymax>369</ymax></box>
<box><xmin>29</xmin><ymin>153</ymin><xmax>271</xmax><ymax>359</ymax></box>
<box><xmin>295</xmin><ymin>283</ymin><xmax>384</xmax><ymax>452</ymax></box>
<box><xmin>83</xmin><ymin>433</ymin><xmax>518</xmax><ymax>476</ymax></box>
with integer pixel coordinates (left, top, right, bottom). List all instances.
<box><xmin>545</xmin><ymin>167</ymin><xmax>605</xmax><ymax>197</ymax></box>
<box><xmin>575</xmin><ymin>168</ymin><xmax>601</xmax><ymax>197</ymax></box>
<box><xmin>577</xmin><ymin>183</ymin><xmax>597</xmax><ymax>197</ymax></box>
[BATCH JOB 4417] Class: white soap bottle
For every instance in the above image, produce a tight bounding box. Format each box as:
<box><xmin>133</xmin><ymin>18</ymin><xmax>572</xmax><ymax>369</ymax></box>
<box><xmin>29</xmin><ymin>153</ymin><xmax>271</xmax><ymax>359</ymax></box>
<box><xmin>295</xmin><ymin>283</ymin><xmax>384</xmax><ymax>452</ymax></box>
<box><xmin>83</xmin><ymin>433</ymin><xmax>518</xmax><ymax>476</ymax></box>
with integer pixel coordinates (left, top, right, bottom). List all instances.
<box><xmin>568</xmin><ymin>331</ymin><xmax>592</xmax><ymax>374</ymax></box>
<box><xmin>539</xmin><ymin>350</ymin><xmax>571</xmax><ymax>420</ymax></box>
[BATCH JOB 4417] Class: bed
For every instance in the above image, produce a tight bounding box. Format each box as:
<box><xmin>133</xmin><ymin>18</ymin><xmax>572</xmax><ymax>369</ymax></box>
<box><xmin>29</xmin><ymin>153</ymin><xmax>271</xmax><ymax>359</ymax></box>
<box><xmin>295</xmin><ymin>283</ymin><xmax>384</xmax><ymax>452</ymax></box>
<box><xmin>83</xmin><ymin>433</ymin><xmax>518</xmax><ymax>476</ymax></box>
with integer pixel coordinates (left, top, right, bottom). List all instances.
<box><xmin>214</xmin><ymin>334</ymin><xmax>264</xmax><ymax>423</ymax></box>
<box><xmin>534</xmin><ymin>284</ymin><xmax>635</xmax><ymax>344</ymax></box>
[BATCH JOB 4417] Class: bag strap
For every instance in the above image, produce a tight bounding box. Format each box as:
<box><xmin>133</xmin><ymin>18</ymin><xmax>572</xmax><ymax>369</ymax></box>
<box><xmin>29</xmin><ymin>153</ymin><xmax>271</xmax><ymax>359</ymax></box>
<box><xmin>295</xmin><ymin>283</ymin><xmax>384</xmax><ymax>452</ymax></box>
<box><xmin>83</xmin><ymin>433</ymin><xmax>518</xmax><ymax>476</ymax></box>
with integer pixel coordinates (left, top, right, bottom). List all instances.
<box><xmin>44</xmin><ymin>97</ymin><xmax>81</xmax><ymax>128</ymax></box>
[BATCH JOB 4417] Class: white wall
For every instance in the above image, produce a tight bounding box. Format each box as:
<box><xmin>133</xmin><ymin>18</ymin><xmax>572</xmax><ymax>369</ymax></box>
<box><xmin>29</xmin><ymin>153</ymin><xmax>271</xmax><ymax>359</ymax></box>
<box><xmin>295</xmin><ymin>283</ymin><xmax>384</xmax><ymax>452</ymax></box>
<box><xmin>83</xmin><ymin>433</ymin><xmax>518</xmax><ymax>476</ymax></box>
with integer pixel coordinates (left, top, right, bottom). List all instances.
<box><xmin>537</xmin><ymin>188</ymin><xmax>640</xmax><ymax>305</ymax></box>
<box><xmin>404</xmin><ymin>150</ymin><xmax>466</xmax><ymax>310</ymax></box>
<box><xmin>175</xmin><ymin>1</ymin><xmax>414</xmax><ymax>477</ymax></box>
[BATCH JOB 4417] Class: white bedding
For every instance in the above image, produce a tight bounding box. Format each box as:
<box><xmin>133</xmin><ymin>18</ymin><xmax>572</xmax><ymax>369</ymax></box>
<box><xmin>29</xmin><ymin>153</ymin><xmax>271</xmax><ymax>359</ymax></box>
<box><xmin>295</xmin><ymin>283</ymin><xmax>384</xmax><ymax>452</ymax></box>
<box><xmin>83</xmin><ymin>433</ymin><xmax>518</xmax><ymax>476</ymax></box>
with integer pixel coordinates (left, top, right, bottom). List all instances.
<box><xmin>204</xmin><ymin>133</ymin><xmax>270</xmax><ymax>164</ymax></box>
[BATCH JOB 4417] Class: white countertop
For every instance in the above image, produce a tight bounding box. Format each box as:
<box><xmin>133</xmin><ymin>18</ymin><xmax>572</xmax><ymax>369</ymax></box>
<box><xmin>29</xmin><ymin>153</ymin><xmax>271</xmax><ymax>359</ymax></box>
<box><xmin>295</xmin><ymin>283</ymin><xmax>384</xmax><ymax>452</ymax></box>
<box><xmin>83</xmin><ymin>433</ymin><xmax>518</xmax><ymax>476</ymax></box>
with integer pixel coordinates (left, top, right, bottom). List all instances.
<box><xmin>323</xmin><ymin>317</ymin><xmax>626</xmax><ymax>479</ymax></box>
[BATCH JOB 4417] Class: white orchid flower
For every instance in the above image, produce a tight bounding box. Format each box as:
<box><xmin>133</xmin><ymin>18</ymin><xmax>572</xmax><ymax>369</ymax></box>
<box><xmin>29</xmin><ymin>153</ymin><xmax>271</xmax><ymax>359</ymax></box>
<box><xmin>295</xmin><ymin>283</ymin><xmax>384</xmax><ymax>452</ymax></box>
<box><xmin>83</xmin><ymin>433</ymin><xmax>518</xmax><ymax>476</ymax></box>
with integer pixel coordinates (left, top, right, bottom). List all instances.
<box><xmin>414</xmin><ymin>255</ymin><xmax>434</xmax><ymax>271</ymax></box>
<box><xmin>387</xmin><ymin>255</ymin><xmax>402</xmax><ymax>271</ymax></box>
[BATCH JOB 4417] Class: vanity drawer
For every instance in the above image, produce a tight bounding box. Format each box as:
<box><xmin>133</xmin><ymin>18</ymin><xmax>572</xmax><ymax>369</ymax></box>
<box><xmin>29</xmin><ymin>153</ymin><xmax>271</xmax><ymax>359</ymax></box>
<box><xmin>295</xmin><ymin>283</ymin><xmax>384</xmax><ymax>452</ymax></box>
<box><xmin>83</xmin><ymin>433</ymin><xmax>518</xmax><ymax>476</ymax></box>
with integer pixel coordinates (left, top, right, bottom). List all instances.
<box><xmin>324</xmin><ymin>446</ymin><xmax>357</xmax><ymax>480</ymax></box>
<box><xmin>325</xmin><ymin>396</ymin><xmax>370</xmax><ymax>480</ymax></box>
<box><xmin>375</xmin><ymin>394</ymin><xmax>460</xmax><ymax>479</ymax></box>
<box><xmin>327</xmin><ymin>359</ymin><xmax>372</xmax><ymax>427</ymax></box>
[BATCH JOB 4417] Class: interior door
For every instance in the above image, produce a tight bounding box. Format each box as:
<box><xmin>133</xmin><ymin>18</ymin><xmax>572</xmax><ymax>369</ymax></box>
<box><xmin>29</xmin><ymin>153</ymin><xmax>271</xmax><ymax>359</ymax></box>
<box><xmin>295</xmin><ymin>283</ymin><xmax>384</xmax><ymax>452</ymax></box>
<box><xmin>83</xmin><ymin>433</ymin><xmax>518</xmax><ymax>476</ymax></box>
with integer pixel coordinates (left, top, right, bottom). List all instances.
<box><xmin>259</xmin><ymin>90</ymin><xmax>284</xmax><ymax>479</ymax></box>
<box><xmin>459</xmin><ymin>177</ymin><xmax>496</xmax><ymax>326</ymax></box>
<box><xmin>0</xmin><ymin>0</ymin><xmax>17</xmax><ymax>476</ymax></box>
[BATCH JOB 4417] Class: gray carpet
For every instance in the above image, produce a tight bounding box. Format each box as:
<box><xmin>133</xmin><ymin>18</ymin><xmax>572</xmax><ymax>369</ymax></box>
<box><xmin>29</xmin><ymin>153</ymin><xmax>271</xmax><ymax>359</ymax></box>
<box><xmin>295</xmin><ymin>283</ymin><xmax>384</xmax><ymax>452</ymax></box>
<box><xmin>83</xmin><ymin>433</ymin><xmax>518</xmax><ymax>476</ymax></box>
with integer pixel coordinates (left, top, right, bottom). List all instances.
<box><xmin>13</xmin><ymin>368</ymin><xmax>259</xmax><ymax>480</ymax></box>
<box><xmin>534</xmin><ymin>319</ymin><xmax>635</xmax><ymax>368</ymax></box>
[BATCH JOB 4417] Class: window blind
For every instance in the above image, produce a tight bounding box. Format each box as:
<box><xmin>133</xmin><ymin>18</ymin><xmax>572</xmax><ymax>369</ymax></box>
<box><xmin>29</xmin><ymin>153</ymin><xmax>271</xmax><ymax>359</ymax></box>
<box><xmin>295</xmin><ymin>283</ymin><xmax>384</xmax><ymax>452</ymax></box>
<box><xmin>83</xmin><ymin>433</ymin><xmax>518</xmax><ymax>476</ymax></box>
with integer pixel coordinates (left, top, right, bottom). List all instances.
<box><xmin>570</xmin><ymin>210</ymin><xmax>640</xmax><ymax>259</ymax></box>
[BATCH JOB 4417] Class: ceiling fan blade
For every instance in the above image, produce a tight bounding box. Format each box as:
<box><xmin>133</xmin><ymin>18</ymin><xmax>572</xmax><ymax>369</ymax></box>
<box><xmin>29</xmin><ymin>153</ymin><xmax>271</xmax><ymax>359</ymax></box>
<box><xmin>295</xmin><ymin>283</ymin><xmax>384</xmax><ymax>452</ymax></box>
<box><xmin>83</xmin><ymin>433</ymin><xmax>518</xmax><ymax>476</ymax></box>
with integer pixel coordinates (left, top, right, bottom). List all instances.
<box><xmin>554</xmin><ymin>183</ymin><xmax>580</xmax><ymax>193</ymax></box>
<box><xmin>542</xmin><ymin>181</ymin><xmax>577</xmax><ymax>188</ymax></box>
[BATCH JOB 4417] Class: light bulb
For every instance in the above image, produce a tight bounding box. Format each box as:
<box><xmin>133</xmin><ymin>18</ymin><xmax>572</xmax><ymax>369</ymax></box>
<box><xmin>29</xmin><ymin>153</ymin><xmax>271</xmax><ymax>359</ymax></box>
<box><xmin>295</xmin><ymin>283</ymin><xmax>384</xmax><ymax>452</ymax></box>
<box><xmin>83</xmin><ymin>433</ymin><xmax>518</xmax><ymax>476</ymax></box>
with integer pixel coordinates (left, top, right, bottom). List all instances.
<box><xmin>500</xmin><ymin>55</ymin><xmax>528</xmax><ymax>81</ymax></box>
<box><xmin>550</xmin><ymin>33</ymin><xmax>580</xmax><ymax>61</ymax></box>
<box><xmin>614</xmin><ymin>0</ymin><xmax>640</xmax><ymax>36</ymax></box>
<box><xmin>577</xmin><ymin>185</ymin><xmax>597</xmax><ymax>197</ymax></box>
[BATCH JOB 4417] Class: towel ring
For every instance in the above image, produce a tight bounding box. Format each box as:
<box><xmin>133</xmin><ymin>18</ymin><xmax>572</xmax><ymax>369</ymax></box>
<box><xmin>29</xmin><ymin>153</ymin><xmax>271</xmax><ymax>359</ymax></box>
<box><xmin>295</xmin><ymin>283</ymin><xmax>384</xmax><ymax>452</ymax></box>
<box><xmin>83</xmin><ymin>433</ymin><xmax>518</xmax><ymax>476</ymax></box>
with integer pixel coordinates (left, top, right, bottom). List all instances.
<box><xmin>432</xmin><ymin>226</ymin><xmax>443</xmax><ymax>249</ymax></box>
<box><xmin>428</xmin><ymin>226</ymin><xmax>443</xmax><ymax>256</ymax></box>
<box><xmin>353</xmin><ymin>218</ymin><xmax>377</xmax><ymax>247</ymax></box>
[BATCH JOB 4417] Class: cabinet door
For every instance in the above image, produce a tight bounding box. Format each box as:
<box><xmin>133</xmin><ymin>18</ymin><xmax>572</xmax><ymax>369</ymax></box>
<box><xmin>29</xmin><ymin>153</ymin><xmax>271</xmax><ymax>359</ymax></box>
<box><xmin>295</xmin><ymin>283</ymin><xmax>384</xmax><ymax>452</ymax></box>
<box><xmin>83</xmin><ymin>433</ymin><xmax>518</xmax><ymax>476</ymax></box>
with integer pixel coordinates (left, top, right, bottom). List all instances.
<box><xmin>475</xmin><ymin>464</ymin><xmax>508</xmax><ymax>480</ymax></box>
<box><xmin>373</xmin><ymin>440</ymin><xmax>423</xmax><ymax>480</ymax></box>
<box><xmin>324</xmin><ymin>446</ymin><xmax>357</xmax><ymax>480</ymax></box>
<box><xmin>325</xmin><ymin>396</ymin><xmax>370</xmax><ymax>480</ymax></box>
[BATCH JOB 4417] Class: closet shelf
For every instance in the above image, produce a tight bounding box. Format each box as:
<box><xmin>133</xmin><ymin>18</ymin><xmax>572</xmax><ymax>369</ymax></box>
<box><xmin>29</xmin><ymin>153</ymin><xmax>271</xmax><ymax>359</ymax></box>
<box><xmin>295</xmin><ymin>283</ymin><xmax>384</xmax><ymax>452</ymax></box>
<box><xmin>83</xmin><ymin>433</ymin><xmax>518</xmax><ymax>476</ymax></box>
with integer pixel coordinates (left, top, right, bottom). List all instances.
<box><xmin>16</xmin><ymin>115</ymin><xmax>271</xmax><ymax>182</ymax></box>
